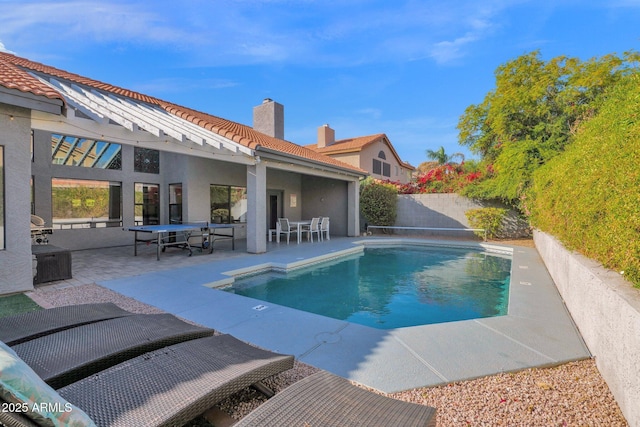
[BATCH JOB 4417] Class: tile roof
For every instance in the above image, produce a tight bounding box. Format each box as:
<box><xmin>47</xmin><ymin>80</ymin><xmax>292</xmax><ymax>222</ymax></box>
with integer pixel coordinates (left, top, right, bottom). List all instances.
<box><xmin>0</xmin><ymin>54</ymin><xmax>65</xmax><ymax>102</ymax></box>
<box><xmin>306</xmin><ymin>134</ymin><xmax>384</xmax><ymax>154</ymax></box>
<box><xmin>306</xmin><ymin>133</ymin><xmax>415</xmax><ymax>170</ymax></box>
<box><xmin>0</xmin><ymin>52</ymin><xmax>365</xmax><ymax>175</ymax></box>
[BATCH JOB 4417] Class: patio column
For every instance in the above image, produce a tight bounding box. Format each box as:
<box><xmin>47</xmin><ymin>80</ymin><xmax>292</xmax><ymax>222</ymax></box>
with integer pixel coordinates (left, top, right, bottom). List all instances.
<box><xmin>347</xmin><ymin>179</ymin><xmax>360</xmax><ymax>237</ymax></box>
<box><xmin>246</xmin><ymin>161</ymin><xmax>267</xmax><ymax>253</ymax></box>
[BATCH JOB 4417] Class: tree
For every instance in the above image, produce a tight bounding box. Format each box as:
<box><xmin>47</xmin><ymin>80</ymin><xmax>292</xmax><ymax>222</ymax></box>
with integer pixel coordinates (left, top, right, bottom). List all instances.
<box><xmin>457</xmin><ymin>50</ymin><xmax>637</xmax><ymax>207</ymax></box>
<box><xmin>425</xmin><ymin>146</ymin><xmax>464</xmax><ymax>165</ymax></box>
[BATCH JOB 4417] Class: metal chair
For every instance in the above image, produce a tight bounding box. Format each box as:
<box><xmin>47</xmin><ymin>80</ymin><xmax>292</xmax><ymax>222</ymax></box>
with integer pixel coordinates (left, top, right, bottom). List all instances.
<box><xmin>277</xmin><ymin>218</ymin><xmax>297</xmax><ymax>244</ymax></box>
<box><xmin>320</xmin><ymin>217</ymin><xmax>330</xmax><ymax>241</ymax></box>
<box><xmin>301</xmin><ymin>217</ymin><xmax>321</xmax><ymax>243</ymax></box>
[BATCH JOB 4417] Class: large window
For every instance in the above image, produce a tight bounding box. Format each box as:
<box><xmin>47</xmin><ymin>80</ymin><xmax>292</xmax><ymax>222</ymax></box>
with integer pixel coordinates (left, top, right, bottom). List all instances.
<box><xmin>0</xmin><ymin>146</ymin><xmax>4</xmax><ymax>249</ymax></box>
<box><xmin>134</xmin><ymin>148</ymin><xmax>160</xmax><ymax>174</ymax></box>
<box><xmin>51</xmin><ymin>179</ymin><xmax>122</xmax><ymax>229</ymax></box>
<box><xmin>52</xmin><ymin>134</ymin><xmax>121</xmax><ymax>169</ymax></box>
<box><xmin>210</xmin><ymin>185</ymin><xmax>247</xmax><ymax>224</ymax></box>
<box><xmin>372</xmin><ymin>159</ymin><xmax>382</xmax><ymax>174</ymax></box>
<box><xmin>135</xmin><ymin>183</ymin><xmax>160</xmax><ymax>225</ymax></box>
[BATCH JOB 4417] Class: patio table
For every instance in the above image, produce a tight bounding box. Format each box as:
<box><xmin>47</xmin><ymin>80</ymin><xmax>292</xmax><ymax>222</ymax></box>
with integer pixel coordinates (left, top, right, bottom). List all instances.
<box><xmin>289</xmin><ymin>220</ymin><xmax>311</xmax><ymax>244</ymax></box>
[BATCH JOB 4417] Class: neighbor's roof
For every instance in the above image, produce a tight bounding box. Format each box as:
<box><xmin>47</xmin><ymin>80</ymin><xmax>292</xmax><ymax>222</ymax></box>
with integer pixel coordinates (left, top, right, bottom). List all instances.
<box><xmin>0</xmin><ymin>52</ymin><xmax>366</xmax><ymax>175</ymax></box>
<box><xmin>306</xmin><ymin>133</ymin><xmax>415</xmax><ymax>170</ymax></box>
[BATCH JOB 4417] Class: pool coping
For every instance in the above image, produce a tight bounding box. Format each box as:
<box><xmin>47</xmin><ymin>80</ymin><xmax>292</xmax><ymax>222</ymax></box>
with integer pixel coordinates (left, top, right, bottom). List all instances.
<box><xmin>99</xmin><ymin>237</ymin><xmax>591</xmax><ymax>393</ymax></box>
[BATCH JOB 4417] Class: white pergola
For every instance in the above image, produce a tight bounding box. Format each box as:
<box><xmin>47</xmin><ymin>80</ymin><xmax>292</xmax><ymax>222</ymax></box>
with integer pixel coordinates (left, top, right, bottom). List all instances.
<box><xmin>30</xmin><ymin>73</ymin><xmax>254</xmax><ymax>162</ymax></box>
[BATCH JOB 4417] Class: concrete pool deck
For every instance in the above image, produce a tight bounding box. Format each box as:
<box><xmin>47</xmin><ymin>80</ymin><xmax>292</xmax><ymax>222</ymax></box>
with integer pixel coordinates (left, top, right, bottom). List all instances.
<box><xmin>62</xmin><ymin>237</ymin><xmax>590</xmax><ymax>393</ymax></box>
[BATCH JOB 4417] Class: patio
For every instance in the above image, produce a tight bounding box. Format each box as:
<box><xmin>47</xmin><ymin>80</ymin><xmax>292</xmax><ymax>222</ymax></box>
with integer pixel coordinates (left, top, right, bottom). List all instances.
<box><xmin>32</xmin><ymin>236</ymin><xmax>590</xmax><ymax>393</ymax></box>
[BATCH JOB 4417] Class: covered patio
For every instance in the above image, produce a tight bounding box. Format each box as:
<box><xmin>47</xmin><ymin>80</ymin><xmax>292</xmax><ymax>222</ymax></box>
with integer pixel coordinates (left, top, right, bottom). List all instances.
<box><xmin>0</xmin><ymin>52</ymin><xmax>366</xmax><ymax>295</ymax></box>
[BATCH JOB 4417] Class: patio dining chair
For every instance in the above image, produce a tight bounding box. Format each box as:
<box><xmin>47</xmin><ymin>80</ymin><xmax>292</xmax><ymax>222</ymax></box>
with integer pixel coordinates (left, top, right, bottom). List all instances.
<box><xmin>301</xmin><ymin>217</ymin><xmax>321</xmax><ymax>242</ymax></box>
<box><xmin>320</xmin><ymin>216</ymin><xmax>330</xmax><ymax>241</ymax></box>
<box><xmin>277</xmin><ymin>218</ymin><xmax>297</xmax><ymax>244</ymax></box>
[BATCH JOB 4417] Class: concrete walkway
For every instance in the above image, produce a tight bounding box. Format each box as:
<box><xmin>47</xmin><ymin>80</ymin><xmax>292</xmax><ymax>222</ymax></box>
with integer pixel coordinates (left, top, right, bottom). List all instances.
<box><xmin>41</xmin><ymin>237</ymin><xmax>590</xmax><ymax>393</ymax></box>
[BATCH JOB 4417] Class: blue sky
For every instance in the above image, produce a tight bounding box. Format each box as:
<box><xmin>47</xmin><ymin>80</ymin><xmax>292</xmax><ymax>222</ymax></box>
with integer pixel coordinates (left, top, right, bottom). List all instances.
<box><xmin>1</xmin><ymin>1</ymin><xmax>639</xmax><ymax>167</ymax></box>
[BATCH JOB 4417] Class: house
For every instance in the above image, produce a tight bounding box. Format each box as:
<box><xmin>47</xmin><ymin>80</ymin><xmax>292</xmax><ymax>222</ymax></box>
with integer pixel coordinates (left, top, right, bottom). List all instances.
<box><xmin>306</xmin><ymin>125</ymin><xmax>414</xmax><ymax>184</ymax></box>
<box><xmin>0</xmin><ymin>52</ymin><xmax>367</xmax><ymax>295</ymax></box>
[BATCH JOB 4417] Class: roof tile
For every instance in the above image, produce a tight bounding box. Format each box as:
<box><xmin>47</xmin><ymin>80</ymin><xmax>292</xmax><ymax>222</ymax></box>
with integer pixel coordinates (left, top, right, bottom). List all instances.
<box><xmin>0</xmin><ymin>54</ymin><xmax>65</xmax><ymax>102</ymax></box>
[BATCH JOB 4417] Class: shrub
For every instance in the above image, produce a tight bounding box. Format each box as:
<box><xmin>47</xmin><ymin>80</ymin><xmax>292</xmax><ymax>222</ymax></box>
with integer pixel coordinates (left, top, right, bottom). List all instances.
<box><xmin>529</xmin><ymin>73</ymin><xmax>640</xmax><ymax>287</ymax></box>
<box><xmin>360</xmin><ymin>182</ymin><xmax>397</xmax><ymax>227</ymax></box>
<box><xmin>465</xmin><ymin>207</ymin><xmax>508</xmax><ymax>240</ymax></box>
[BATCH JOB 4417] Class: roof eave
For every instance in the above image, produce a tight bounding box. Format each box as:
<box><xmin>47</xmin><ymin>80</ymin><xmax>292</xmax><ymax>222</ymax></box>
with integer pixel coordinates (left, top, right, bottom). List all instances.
<box><xmin>0</xmin><ymin>87</ymin><xmax>64</xmax><ymax>115</ymax></box>
<box><xmin>256</xmin><ymin>146</ymin><xmax>368</xmax><ymax>178</ymax></box>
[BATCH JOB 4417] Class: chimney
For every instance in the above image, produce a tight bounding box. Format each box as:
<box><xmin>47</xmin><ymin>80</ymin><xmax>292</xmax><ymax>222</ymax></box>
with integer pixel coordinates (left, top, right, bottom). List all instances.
<box><xmin>317</xmin><ymin>124</ymin><xmax>335</xmax><ymax>148</ymax></box>
<box><xmin>253</xmin><ymin>98</ymin><xmax>284</xmax><ymax>140</ymax></box>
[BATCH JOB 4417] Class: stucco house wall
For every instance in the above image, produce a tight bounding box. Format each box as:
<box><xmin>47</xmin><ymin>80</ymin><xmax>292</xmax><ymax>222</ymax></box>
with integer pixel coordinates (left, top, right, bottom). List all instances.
<box><xmin>301</xmin><ymin>176</ymin><xmax>348</xmax><ymax>236</ymax></box>
<box><xmin>0</xmin><ymin>104</ymin><xmax>34</xmax><ymax>293</ymax></box>
<box><xmin>359</xmin><ymin>140</ymin><xmax>412</xmax><ymax>184</ymax></box>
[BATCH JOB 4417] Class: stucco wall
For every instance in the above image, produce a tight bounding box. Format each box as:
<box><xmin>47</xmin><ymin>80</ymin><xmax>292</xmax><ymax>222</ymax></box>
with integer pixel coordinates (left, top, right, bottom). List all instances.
<box><xmin>0</xmin><ymin>105</ymin><xmax>34</xmax><ymax>294</ymax></box>
<box><xmin>267</xmin><ymin>169</ymin><xmax>302</xmax><ymax>221</ymax></box>
<box><xmin>301</xmin><ymin>176</ymin><xmax>348</xmax><ymax>236</ymax></box>
<box><xmin>390</xmin><ymin>193</ymin><xmax>529</xmax><ymax>238</ymax></box>
<box><xmin>360</xmin><ymin>139</ymin><xmax>411</xmax><ymax>183</ymax></box>
<box><xmin>534</xmin><ymin>230</ymin><xmax>640</xmax><ymax>427</ymax></box>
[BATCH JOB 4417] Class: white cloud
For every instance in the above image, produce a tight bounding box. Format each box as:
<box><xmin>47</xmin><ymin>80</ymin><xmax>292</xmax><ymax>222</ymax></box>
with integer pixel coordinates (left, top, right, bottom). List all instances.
<box><xmin>430</xmin><ymin>34</ymin><xmax>480</xmax><ymax>64</ymax></box>
<box><xmin>0</xmin><ymin>41</ymin><xmax>15</xmax><ymax>54</ymax></box>
<box><xmin>0</xmin><ymin>2</ymin><xmax>195</xmax><ymax>49</ymax></box>
<box><xmin>0</xmin><ymin>0</ymin><xmax>520</xmax><ymax>67</ymax></box>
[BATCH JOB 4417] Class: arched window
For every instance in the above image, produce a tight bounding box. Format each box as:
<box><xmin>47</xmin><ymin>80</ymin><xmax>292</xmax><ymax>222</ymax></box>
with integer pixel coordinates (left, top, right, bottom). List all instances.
<box><xmin>378</xmin><ymin>151</ymin><xmax>386</xmax><ymax>160</ymax></box>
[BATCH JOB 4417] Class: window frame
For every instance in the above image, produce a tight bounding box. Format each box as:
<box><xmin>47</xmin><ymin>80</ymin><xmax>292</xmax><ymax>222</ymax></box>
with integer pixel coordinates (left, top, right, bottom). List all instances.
<box><xmin>51</xmin><ymin>178</ymin><xmax>122</xmax><ymax>229</ymax></box>
<box><xmin>134</xmin><ymin>182</ymin><xmax>160</xmax><ymax>225</ymax></box>
<box><xmin>134</xmin><ymin>147</ymin><xmax>160</xmax><ymax>174</ymax></box>
<box><xmin>51</xmin><ymin>134</ymin><xmax>122</xmax><ymax>170</ymax></box>
<box><xmin>210</xmin><ymin>184</ymin><xmax>247</xmax><ymax>224</ymax></box>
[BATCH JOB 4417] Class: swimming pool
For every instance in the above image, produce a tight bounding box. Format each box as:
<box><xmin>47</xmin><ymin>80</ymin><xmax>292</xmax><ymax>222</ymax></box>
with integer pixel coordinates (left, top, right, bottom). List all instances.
<box><xmin>224</xmin><ymin>246</ymin><xmax>512</xmax><ymax>329</ymax></box>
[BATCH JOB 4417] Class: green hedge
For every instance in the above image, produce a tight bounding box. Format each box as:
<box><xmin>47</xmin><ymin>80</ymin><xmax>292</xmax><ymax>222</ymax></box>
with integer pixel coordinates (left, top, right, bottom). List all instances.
<box><xmin>529</xmin><ymin>73</ymin><xmax>640</xmax><ymax>287</ymax></box>
<box><xmin>360</xmin><ymin>181</ymin><xmax>398</xmax><ymax>227</ymax></box>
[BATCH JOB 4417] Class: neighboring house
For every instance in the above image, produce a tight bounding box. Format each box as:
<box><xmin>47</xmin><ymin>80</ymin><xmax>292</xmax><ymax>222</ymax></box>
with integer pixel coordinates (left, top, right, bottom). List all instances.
<box><xmin>0</xmin><ymin>52</ymin><xmax>367</xmax><ymax>295</ymax></box>
<box><xmin>306</xmin><ymin>125</ymin><xmax>415</xmax><ymax>184</ymax></box>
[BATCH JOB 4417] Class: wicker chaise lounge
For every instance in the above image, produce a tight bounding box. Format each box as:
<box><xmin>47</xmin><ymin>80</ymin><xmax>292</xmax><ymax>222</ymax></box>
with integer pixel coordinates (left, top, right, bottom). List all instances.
<box><xmin>0</xmin><ymin>334</ymin><xmax>295</xmax><ymax>427</ymax></box>
<box><xmin>234</xmin><ymin>370</ymin><xmax>437</xmax><ymax>427</ymax></box>
<box><xmin>0</xmin><ymin>302</ymin><xmax>133</xmax><ymax>345</ymax></box>
<box><xmin>10</xmin><ymin>313</ymin><xmax>215</xmax><ymax>388</ymax></box>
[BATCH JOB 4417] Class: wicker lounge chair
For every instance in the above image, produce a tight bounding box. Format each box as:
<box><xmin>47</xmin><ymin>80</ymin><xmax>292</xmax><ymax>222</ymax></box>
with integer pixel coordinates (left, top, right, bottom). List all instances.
<box><xmin>0</xmin><ymin>302</ymin><xmax>133</xmax><ymax>345</ymax></box>
<box><xmin>11</xmin><ymin>313</ymin><xmax>215</xmax><ymax>389</ymax></box>
<box><xmin>0</xmin><ymin>334</ymin><xmax>295</xmax><ymax>427</ymax></box>
<box><xmin>234</xmin><ymin>371</ymin><xmax>437</xmax><ymax>427</ymax></box>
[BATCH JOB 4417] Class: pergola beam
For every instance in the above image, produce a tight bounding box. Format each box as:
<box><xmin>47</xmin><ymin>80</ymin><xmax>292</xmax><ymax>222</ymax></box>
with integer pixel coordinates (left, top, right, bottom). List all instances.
<box><xmin>33</xmin><ymin>73</ymin><xmax>255</xmax><ymax>158</ymax></box>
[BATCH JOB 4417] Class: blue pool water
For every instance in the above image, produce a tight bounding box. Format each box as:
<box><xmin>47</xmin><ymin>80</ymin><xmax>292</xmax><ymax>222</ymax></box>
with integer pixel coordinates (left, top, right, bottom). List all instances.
<box><xmin>225</xmin><ymin>246</ymin><xmax>512</xmax><ymax>329</ymax></box>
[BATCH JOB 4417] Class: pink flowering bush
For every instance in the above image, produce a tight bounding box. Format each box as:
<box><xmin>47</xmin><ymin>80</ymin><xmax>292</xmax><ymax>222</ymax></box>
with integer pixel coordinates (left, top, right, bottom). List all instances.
<box><xmin>380</xmin><ymin>163</ymin><xmax>491</xmax><ymax>195</ymax></box>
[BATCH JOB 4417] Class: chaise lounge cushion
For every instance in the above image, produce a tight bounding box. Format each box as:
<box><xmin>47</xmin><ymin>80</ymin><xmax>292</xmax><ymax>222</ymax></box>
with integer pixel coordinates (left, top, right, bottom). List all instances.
<box><xmin>0</xmin><ymin>341</ymin><xmax>96</xmax><ymax>427</ymax></box>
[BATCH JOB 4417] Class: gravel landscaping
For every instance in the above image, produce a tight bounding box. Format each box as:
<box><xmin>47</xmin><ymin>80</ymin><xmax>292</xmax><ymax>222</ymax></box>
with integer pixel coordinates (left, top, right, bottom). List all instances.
<box><xmin>27</xmin><ymin>282</ymin><xmax>628</xmax><ymax>426</ymax></box>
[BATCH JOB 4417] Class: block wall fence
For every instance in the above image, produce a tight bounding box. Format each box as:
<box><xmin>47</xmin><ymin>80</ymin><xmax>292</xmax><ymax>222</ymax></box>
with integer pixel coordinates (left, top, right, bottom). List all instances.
<box><xmin>369</xmin><ymin>193</ymin><xmax>530</xmax><ymax>238</ymax></box>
